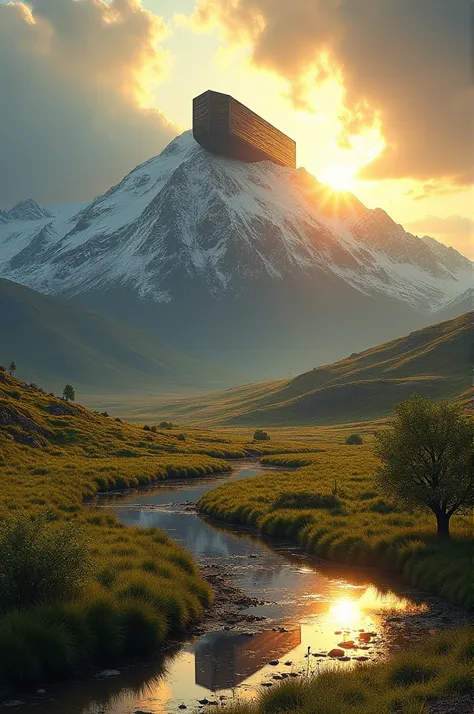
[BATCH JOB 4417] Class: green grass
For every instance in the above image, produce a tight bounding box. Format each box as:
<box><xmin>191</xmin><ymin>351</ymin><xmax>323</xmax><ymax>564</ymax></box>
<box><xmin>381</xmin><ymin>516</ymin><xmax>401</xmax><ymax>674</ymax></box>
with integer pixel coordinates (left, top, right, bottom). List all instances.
<box><xmin>137</xmin><ymin>312</ymin><xmax>471</xmax><ymax>426</ymax></box>
<box><xmin>222</xmin><ymin>628</ymin><xmax>472</xmax><ymax>714</ymax></box>
<box><xmin>198</xmin><ymin>445</ymin><xmax>472</xmax><ymax>608</ymax></box>
<box><xmin>0</xmin><ymin>371</ymin><xmax>341</xmax><ymax>689</ymax></box>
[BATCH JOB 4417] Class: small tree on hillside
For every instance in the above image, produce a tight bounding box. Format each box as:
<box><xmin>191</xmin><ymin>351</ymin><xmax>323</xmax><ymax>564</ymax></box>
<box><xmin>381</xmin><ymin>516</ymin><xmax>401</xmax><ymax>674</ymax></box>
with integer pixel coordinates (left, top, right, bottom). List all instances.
<box><xmin>63</xmin><ymin>384</ymin><xmax>75</xmax><ymax>402</ymax></box>
<box><xmin>375</xmin><ymin>394</ymin><xmax>473</xmax><ymax>539</ymax></box>
<box><xmin>346</xmin><ymin>433</ymin><xmax>363</xmax><ymax>445</ymax></box>
<box><xmin>253</xmin><ymin>429</ymin><xmax>270</xmax><ymax>442</ymax></box>
<box><xmin>8</xmin><ymin>361</ymin><xmax>16</xmax><ymax>376</ymax></box>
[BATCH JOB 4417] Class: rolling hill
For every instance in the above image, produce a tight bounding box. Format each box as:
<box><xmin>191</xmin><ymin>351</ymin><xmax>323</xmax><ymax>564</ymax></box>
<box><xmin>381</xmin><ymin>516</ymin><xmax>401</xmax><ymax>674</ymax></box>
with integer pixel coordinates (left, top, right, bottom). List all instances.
<box><xmin>0</xmin><ymin>278</ymin><xmax>237</xmax><ymax>394</ymax></box>
<box><xmin>151</xmin><ymin>312</ymin><xmax>472</xmax><ymax>426</ymax></box>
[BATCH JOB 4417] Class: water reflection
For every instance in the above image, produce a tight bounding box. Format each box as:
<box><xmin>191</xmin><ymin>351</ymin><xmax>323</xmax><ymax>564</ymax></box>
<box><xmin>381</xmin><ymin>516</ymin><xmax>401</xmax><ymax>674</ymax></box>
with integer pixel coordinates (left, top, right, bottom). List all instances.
<box><xmin>15</xmin><ymin>464</ymin><xmax>440</xmax><ymax>714</ymax></box>
<box><xmin>195</xmin><ymin>628</ymin><xmax>302</xmax><ymax>690</ymax></box>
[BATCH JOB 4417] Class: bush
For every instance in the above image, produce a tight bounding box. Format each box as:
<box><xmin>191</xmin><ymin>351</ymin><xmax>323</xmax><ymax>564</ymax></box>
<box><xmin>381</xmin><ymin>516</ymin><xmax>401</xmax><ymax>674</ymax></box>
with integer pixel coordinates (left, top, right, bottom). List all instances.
<box><xmin>0</xmin><ymin>513</ymin><xmax>91</xmax><ymax>612</ymax></box>
<box><xmin>177</xmin><ymin>433</ymin><xmax>186</xmax><ymax>441</ymax></box>
<box><xmin>253</xmin><ymin>429</ymin><xmax>270</xmax><ymax>442</ymax></box>
<box><xmin>159</xmin><ymin>421</ymin><xmax>173</xmax><ymax>430</ymax></box>
<box><xmin>143</xmin><ymin>424</ymin><xmax>151</xmax><ymax>431</ymax></box>
<box><xmin>346</xmin><ymin>434</ymin><xmax>363</xmax><ymax>445</ymax></box>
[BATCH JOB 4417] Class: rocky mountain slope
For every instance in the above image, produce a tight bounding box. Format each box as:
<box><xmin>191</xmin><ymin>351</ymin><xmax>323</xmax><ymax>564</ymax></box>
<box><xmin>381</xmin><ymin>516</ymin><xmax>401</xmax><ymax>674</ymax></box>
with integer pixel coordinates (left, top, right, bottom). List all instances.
<box><xmin>0</xmin><ymin>132</ymin><xmax>471</xmax><ymax>376</ymax></box>
<box><xmin>152</xmin><ymin>312</ymin><xmax>472</xmax><ymax>426</ymax></box>
<box><xmin>0</xmin><ymin>278</ymin><xmax>237</xmax><ymax>394</ymax></box>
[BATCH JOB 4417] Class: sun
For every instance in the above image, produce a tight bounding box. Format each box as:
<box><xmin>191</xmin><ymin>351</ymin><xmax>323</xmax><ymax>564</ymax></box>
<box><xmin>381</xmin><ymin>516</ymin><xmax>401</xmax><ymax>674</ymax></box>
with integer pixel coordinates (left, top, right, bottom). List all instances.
<box><xmin>319</xmin><ymin>163</ymin><xmax>357</xmax><ymax>192</ymax></box>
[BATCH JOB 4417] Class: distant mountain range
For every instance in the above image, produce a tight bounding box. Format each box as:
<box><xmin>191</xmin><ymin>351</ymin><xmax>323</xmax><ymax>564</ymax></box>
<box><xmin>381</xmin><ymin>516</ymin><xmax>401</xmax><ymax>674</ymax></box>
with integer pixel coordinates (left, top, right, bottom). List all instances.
<box><xmin>0</xmin><ymin>278</ymin><xmax>237</xmax><ymax>394</ymax></box>
<box><xmin>151</xmin><ymin>312</ymin><xmax>472</xmax><ymax>426</ymax></box>
<box><xmin>0</xmin><ymin>131</ymin><xmax>471</xmax><ymax>378</ymax></box>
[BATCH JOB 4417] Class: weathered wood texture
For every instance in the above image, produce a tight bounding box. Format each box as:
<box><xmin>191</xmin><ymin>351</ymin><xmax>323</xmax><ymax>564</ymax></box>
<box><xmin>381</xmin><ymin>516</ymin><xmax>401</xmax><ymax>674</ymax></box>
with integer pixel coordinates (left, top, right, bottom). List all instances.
<box><xmin>193</xmin><ymin>90</ymin><xmax>296</xmax><ymax>169</ymax></box>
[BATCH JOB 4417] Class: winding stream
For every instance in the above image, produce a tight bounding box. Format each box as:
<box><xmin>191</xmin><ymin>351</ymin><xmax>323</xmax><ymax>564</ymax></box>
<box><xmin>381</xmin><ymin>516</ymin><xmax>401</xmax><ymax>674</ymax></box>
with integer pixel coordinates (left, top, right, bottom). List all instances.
<box><xmin>10</xmin><ymin>462</ymin><xmax>465</xmax><ymax>714</ymax></box>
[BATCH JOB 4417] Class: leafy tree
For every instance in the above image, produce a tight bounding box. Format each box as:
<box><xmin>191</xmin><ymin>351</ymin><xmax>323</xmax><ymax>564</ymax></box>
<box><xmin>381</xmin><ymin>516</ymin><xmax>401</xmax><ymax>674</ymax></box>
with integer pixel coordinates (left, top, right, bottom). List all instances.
<box><xmin>159</xmin><ymin>421</ymin><xmax>173</xmax><ymax>430</ymax></box>
<box><xmin>253</xmin><ymin>429</ymin><xmax>270</xmax><ymax>442</ymax></box>
<box><xmin>346</xmin><ymin>433</ymin><xmax>363</xmax><ymax>445</ymax></box>
<box><xmin>375</xmin><ymin>395</ymin><xmax>474</xmax><ymax>538</ymax></box>
<box><xmin>62</xmin><ymin>384</ymin><xmax>75</xmax><ymax>402</ymax></box>
<box><xmin>8</xmin><ymin>361</ymin><xmax>16</xmax><ymax>376</ymax></box>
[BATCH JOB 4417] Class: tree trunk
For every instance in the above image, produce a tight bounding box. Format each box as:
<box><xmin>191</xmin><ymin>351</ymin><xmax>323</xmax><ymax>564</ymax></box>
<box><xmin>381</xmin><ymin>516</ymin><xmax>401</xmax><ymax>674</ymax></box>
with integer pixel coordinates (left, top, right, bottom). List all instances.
<box><xmin>435</xmin><ymin>511</ymin><xmax>451</xmax><ymax>539</ymax></box>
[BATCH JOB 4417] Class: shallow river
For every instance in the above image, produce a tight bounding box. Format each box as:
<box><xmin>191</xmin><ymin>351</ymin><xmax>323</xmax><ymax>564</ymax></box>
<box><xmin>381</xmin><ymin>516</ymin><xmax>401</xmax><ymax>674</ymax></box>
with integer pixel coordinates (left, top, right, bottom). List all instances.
<box><xmin>10</xmin><ymin>463</ymin><xmax>464</xmax><ymax>714</ymax></box>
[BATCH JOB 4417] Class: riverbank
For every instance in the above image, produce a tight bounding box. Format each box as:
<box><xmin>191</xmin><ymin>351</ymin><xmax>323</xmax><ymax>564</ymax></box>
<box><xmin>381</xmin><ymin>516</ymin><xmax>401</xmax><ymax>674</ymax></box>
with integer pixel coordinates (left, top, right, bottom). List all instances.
<box><xmin>221</xmin><ymin>627</ymin><xmax>472</xmax><ymax>714</ymax></box>
<box><xmin>197</xmin><ymin>447</ymin><xmax>472</xmax><ymax>609</ymax></box>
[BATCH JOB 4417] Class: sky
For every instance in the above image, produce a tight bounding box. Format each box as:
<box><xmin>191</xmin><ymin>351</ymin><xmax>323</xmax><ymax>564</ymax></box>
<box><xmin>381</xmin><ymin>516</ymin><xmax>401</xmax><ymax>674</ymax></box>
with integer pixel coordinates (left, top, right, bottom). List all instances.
<box><xmin>0</xmin><ymin>0</ymin><xmax>472</xmax><ymax>258</ymax></box>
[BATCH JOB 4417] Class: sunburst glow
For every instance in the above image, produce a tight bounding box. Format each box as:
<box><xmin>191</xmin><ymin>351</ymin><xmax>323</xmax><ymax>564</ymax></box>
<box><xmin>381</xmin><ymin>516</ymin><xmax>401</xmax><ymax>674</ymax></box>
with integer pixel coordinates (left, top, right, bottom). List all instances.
<box><xmin>319</xmin><ymin>164</ymin><xmax>357</xmax><ymax>191</ymax></box>
<box><xmin>329</xmin><ymin>598</ymin><xmax>361</xmax><ymax>626</ymax></box>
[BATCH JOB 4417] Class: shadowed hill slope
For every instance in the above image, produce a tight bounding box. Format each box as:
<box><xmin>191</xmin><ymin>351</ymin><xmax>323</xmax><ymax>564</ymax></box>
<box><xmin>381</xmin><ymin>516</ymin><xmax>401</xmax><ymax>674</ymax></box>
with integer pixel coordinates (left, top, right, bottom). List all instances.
<box><xmin>0</xmin><ymin>278</ymin><xmax>237</xmax><ymax>393</ymax></box>
<box><xmin>154</xmin><ymin>312</ymin><xmax>472</xmax><ymax>426</ymax></box>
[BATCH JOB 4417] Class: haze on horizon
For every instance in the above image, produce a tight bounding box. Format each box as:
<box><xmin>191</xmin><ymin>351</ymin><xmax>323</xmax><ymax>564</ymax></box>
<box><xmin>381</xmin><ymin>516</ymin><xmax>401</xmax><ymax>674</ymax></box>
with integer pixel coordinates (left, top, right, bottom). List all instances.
<box><xmin>0</xmin><ymin>0</ymin><xmax>472</xmax><ymax>258</ymax></box>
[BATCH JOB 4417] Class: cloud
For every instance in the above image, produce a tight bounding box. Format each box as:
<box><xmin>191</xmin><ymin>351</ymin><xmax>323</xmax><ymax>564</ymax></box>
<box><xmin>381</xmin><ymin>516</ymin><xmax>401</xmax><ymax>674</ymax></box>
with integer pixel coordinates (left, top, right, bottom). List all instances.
<box><xmin>191</xmin><ymin>0</ymin><xmax>474</xmax><ymax>186</ymax></box>
<box><xmin>0</xmin><ymin>0</ymin><xmax>177</xmax><ymax>207</ymax></box>
<box><xmin>405</xmin><ymin>215</ymin><xmax>474</xmax><ymax>259</ymax></box>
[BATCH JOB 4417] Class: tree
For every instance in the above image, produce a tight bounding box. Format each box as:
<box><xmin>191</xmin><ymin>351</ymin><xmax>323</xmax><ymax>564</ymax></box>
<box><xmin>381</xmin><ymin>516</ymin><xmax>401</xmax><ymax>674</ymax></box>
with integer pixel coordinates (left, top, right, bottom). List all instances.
<box><xmin>8</xmin><ymin>361</ymin><xmax>16</xmax><ymax>376</ymax></box>
<box><xmin>253</xmin><ymin>429</ymin><xmax>270</xmax><ymax>442</ymax></box>
<box><xmin>346</xmin><ymin>433</ymin><xmax>363</xmax><ymax>445</ymax></box>
<box><xmin>62</xmin><ymin>384</ymin><xmax>75</xmax><ymax>402</ymax></box>
<box><xmin>375</xmin><ymin>395</ymin><xmax>473</xmax><ymax>539</ymax></box>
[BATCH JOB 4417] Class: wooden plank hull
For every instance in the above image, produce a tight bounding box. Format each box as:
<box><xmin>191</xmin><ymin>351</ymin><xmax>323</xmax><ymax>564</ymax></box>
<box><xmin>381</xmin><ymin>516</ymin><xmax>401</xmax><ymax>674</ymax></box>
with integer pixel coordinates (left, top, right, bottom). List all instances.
<box><xmin>193</xmin><ymin>90</ymin><xmax>296</xmax><ymax>169</ymax></box>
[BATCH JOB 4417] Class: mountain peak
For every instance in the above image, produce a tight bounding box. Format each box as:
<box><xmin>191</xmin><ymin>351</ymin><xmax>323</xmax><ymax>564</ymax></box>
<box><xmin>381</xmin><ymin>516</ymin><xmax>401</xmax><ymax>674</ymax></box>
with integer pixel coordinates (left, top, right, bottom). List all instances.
<box><xmin>0</xmin><ymin>132</ymin><xmax>472</xmax><ymax>377</ymax></box>
<box><xmin>7</xmin><ymin>198</ymin><xmax>53</xmax><ymax>221</ymax></box>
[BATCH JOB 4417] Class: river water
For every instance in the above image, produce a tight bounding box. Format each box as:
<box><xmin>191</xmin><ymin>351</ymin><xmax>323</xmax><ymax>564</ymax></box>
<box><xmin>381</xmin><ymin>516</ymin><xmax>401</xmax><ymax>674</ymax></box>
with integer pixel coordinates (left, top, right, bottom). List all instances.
<box><xmin>9</xmin><ymin>463</ymin><xmax>464</xmax><ymax>714</ymax></box>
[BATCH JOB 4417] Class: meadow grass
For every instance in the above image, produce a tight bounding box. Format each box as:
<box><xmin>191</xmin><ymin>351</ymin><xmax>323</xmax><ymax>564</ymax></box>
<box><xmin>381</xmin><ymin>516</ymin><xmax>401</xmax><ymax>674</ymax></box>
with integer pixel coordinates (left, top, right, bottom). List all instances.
<box><xmin>222</xmin><ymin>628</ymin><xmax>472</xmax><ymax>714</ymax></box>
<box><xmin>198</xmin><ymin>445</ymin><xmax>473</xmax><ymax>608</ymax></box>
<box><xmin>0</xmin><ymin>374</ymin><xmax>248</xmax><ymax>687</ymax></box>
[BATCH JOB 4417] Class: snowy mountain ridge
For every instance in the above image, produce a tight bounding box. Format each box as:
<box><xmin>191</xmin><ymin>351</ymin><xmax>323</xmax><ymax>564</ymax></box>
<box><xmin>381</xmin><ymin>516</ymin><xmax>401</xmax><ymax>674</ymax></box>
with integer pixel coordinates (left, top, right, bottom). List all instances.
<box><xmin>0</xmin><ymin>131</ymin><xmax>470</xmax><ymax>315</ymax></box>
<box><xmin>0</xmin><ymin>132</ymin><xmax>472</xmax><ymax>311</ymax></box>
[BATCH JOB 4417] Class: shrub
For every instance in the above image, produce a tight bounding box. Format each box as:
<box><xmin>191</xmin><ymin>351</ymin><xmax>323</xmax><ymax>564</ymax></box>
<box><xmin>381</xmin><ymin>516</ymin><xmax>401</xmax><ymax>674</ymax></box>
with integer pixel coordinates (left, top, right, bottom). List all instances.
<box><xmin>159</xmin><ymin>421</ymin><xmax>173</xmax><ymax>430</ymax></box>
<box><xmin>143</xmin><ymin>424</ymin><xmax>151</xmax><ymax>431</ymax></box>
<box><xmin>0</xmin><ymin>513</ymin><xmax>92</xmax><ymax>612</ymax></box>
<box><xmin>253</xmin><ymin>429</ymin><xmax>270</xmax><ymax>442</ymax></box>
<box><xmin>346</xmin><ymin>434</ymin><xmax>363</xmax><ymax>445</ymax></box>
<box><xmin>177</xmin><ymin>433</ymin><xmax>186</xmax><ymax>441</ymax></box>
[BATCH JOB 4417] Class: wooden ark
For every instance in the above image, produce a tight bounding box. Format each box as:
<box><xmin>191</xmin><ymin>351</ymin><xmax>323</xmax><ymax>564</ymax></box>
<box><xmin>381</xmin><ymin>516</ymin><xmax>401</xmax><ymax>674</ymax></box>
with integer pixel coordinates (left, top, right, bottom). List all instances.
<box><xmin>193</xmin><ymin>90</ymin><xmax>296</xmax><ymax>169</ymax></box>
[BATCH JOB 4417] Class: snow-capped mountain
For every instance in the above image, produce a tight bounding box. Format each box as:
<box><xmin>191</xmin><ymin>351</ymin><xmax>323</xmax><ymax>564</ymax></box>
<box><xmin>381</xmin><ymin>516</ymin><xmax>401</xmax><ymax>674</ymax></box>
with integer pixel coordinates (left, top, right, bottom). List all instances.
<box><xmin>0</xmin><ymin>131</ymin><xmax>471</xmax><ymax>376</ymax></box>
<box><xmin>5</xmin><ymin>198</ymin><xmax>53</xmax><ymax>222</ymax></box>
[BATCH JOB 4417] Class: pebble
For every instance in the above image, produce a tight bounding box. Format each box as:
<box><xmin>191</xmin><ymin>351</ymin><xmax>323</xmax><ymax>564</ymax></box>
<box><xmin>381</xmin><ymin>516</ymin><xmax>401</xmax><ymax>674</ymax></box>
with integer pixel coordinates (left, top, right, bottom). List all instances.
<box><xmin>355</xmin><ymin>656</ymin><xmax>369</xmax><ymax>661</ymax></box>
<box><xmin>179</xmin><ymin>706</ymin><xmax>187</xmax><ymax>710</ymax></box>
<box><xmin>269</xmin><ymin>659</ymin><xmax>279</xmax><ymax>666</ymax></box>
<box><xmin>97</xmin><ymin>669</ymin><xmax>120</xmax><ymax>678</ymax></box>
<box><xmin>261</xmin><ymin>682</ymin><xmax>273</xmax><ymax>687</ymax></box>
<box><xmin>37</xmin><ymin>689</ymin><xmax>46</xmax><ymax>695</ymax></box>
<box><xmin>284</xmin><ymin>661</ymin><xmax>292</xmax><ymax>666</ymax></box>
<box><xmin>328</xmin><ymin>648</ymin><xmax>345</xmax><ymax>657</ymax></box>
<box><xmin>198</xmin><ymin>699</ymin><xmax>209</xmax><ymax>705</ymax></box>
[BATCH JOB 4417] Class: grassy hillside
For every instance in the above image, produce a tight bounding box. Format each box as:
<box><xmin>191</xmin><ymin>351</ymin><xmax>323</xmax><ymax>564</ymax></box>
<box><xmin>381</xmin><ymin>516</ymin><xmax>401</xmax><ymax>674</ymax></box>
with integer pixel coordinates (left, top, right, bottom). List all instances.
<box><xmin>0</xmin><ymin>278</ymin><xmax>237</xmax><ymax>394</ymax></box>
<box><xmin>152</xmin><ymin>312</ymin><xmax>472</xmax><ymax>426</ymax></box>
<box><xmin>0</xmin><ymin>370</ymin><xmax>250</xmax><ymax>688</ymax></box>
